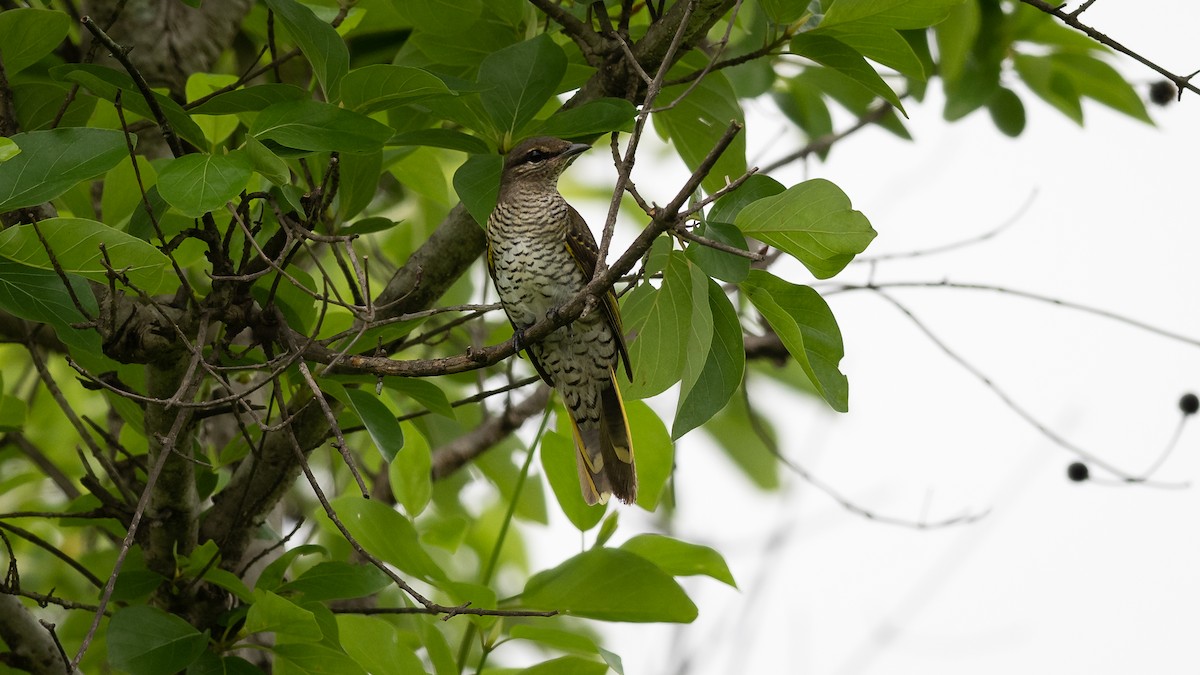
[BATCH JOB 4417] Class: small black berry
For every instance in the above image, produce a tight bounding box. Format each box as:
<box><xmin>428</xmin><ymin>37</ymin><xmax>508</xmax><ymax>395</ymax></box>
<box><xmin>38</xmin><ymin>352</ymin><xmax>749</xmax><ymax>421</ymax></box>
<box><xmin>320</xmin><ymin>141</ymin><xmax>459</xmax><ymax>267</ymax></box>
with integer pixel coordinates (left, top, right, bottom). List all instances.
<box><xmin>1067</xmin><ymin>462</ymin><xmax>1090</xmax><ymax>482</ymax></box>
<box><xmin>1149</xmin><ymin>80</ymin><xmax>1176</xmax><ymax>106</ymax></box>
<box><xmin>1179</xmin><ymin>393</ymin><xmax>1199</xmax><ymax>415</ymax></box>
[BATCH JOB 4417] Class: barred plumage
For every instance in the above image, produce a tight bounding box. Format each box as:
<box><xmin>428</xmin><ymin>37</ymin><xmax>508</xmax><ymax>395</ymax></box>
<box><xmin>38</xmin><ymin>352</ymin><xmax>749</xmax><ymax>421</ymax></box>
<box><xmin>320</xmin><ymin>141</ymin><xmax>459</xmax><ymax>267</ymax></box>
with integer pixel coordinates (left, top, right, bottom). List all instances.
<box><xmin>485</xmin><ymin>137</ymin><xmax>636</xmax><ymax>505</ymax></box>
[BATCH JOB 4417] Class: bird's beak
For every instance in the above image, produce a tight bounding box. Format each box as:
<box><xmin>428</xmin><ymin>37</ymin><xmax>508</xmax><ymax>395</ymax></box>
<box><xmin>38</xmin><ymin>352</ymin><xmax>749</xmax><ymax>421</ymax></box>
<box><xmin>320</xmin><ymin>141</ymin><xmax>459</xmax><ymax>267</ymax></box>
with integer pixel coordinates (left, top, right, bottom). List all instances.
<box><xmin>563</xmin><ymin>143</ymin><xmax>591</xmax><ymax>158</ymax></box>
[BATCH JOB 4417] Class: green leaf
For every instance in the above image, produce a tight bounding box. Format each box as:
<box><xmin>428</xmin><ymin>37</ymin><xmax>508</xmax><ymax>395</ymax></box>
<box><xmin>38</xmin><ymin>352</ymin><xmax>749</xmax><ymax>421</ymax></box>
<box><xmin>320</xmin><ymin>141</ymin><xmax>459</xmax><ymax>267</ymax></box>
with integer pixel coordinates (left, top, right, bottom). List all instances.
<box><xmin>186</xmin><ymin>73</ymin><xmax>241</xmax><ymax>147</ymax></box>
<box><xmin>188</xmin><ymin>83</ymin><xmax>309</xmax><ymax>114</ymax></box>
<box><xmin>452</xmin><ymin>152</ymin><xmax>503</xmax><ymax>226</ymax></box>
<box><xmin>12</xmin><ymin>82</ymin><xmax>96</xmax><ymax>132</ymax></box>
<box><xmin>107</xmin><ymin>606</ymin><xmax>207</xmax><ymax>675</ymax></box>
<box><xmin>272</xmin><ymin>643</ymin><xmax>367</xmax><ymax>675</ymax></box>
<box><xmin>54</xmin><ymin>64</ymin><xmax>209</xmax><ymax>150</ymax></box>
<box><xmin>344</xmin><ymin>388</ymin><xmax>404</xmax><ymax>462</ymax></box>
<box><xmin>685</xmin><ymin>221</ymin><xmax>751</xmax><ymax>283</ymax></box>
<box><xmin>385</xmin><ymin>378</ymin><xmax>455</xmax><ymax>419</ymax></box>
<box><xmin>245</xmin><ymin>135</ymin><xmax>292</xmax><ymax>186</ymax></box>
<box><xmin>673</xmin><ymin>281</ymin><xmax>745</xmax><ymax>439</ymax></box>
<box><xmin>0</xmin><ymin>9</ymin><xmax>70</xmax><ymax>76</ymax></box>
<box><xmin>336</xmin><ymin>615</ymin><xmax>425</xmax><ymax>675</ymax></box>
<box><xmin>328</xmin><ymin>496</ymin><xmax>445</xmax><ymax>582</ymax></box>
<box><xmin>509</xmin><ymin>626</ymin><xmax>626</xmax><ymax>673</ymax></box>
<box><xmin>245</xmin><ymin>589</ymin><xmax>323</xmax><ymax>642</ymax></box>
<box><xmin>790</xmin><ymin>33</ymin><xmax>904</xmax><ymax>111</ymax></box>
<box><xmin>522</xmin><ymin>548</ymin><xmax>698</xmax><ymax>622</ymax></box>
<box><xmin>479</xmin><ymin>34</ymin><xmax>567</xmax><ymax>142</ymax></box>
<box><xmin>820</xmin><ymin>0</ymin><xmax>964</xmax><ymax>30</ymax></box>
<box><xmin>620</xmin><ymin>534</ymin><xmax>737</xmax><ymax>587</ymax></box>
<box><xmin>816</xmin><ymin>24</ymin><xmax>927</xmax><ymax>80</ymax></box>
<box><xmin>0</xmin><ymin>138</ymin><xmax>17</xmax><ymax>162</ymax></box>
<box><xmin>263</xmin><ymin>0</ymin><xmax>349</xmax><ymax>99</ymax></box>
<box><xmin>250</xmin><ymin>101</ymin><xmax>394</xmax><ymax>154</ymax></box>
<box><xmin>627</xmin><ymin>401</ymin><xmax>673</xmax><ymax>512</ymax></box>
<box><xmin>0</xmin><ymin>217</ymin><xmax>174</xmax><ymax>294</ymax></box>
<box><xmin>0</xmin><ymin>129</ymin><xmax>128</xmax><ymax>211</ymax></box>
<box><xmin>741</xmin><ymin>270</ymin><xmax>848</xmax><ymax>411</ymax></box>
<box><xmin>336</xmin><ymin>150</ymin><xmax>382</xmax><ymax>220</ymax></box>
<box><xmin>276</xmin><ymin>561</ymin><xmax>391</xmax><ymax>602</ymax></box>
<box><xmin>542</xmin><ymin>430</ymin><xmax>606</xmax><ymax>530</ymax></box>
<box><xmin>340</xmin><ymin>65</ymin><xmax>452</xmax><ymax>114</ymax></box>
<box><xmin>396</xmin><ymin>0</ymin><xmax>483</xmax><ymax>35</ymax></box>
<box><xmin>654</xmin><ymin>57</ymin><xmax>746</xmax><ymax>195</ymax></box>
<box><xmin>987</xmin><ymin>87</ymin><xmax>1026</xmax><ymax>137</ymax></box>
<box><xmin>760</xmin><ymin>0</ymin><xmax>810</xmax><ymax>23</ymax></box>
<box><xmin>531</xmin><ymin>98</ymin><xmax>637</xmax><ymax>139</ymax></box>
<box><xmin>703</xmin><ymin>383</ymin><xmax>780</xmax><ymax>489</ymax></box>
<box><xmin>620</xmin><ymin>253</ymin><xmax>693</xmax><ymax>399</ymax></box>
<box><xmin>157</xmin><ymin>152</ymin><xmax>252</xmax><ymax>217</ymax></box>
<box><xmin>935</xmin><ymin>0</ymin><xmax>980</xmax><ymax>83</ymax></box>
<box><xmin>1014</xmin><ymin>53</ymin><xmax>1082</xmax><ymax>124</ymax></box>
<box><xmin>710</xmin><ymin>174</ymin><xmax>785</xmax><ymax>224</ymax></box>
<box><xmin>1049</xmin><ymin>53</ymin><xmax>1152</xmax><ymax>123</ymax></box>
<box><xmin>734</xmin><ymin>178</ymin><xmax>876</xmax><ymax>279</ymax></box>
<box><xmin>388</xmin><ymin>129</ymin><xmax>491</xmax><ymax>154</ymax></box>
<box><xmin>517</xmin><ymin>656</ymin><xmax>610</xmax><ymax>675</ymax></box>
<box><xmin>388</xmin><ymin>422</ymin><xmax>432</xmax><ymax>517</ymax></box>
<box><xmin>677</xmin><ymin>259</ymin><xmax>713</xmax><ymax>409</ymax></box>
<box><xmin>0</xmin><ymin>393</ymin><xmax>27</xmax><ymax>432</ymax></box>
<box><xmin>0</xmin><ymin>259</ymin><xmax>99</xmax><ymax>355</ymax></box>
<box><xmin>256</xmin><ymin>544</ymin><xmax>326</xmax><ymax>592</ymax></box>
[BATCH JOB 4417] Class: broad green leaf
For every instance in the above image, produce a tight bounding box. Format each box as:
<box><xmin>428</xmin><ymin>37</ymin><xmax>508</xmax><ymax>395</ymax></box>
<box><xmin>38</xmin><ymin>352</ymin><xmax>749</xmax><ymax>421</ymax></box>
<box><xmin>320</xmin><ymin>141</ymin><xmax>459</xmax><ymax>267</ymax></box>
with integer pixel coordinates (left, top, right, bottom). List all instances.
<box><xmin>628</xmin><ymin>400</ymin><xmax>673</xmax><ymax>511</ymax></box>
<box><xmin>245</xmin><ymin>589</ymin><xmax>323</xmax><ymax>642</ymax></box>
<box><xmin>1014</xmin><ymin>53</ymin><xmax>1082</xmax><ymax>124</ymax></box>
<box><xmin>263</xmin><ymin>0</ymin><xmax>349</xmax><ymax>99</ymax></box>
<box><xmin>790</xmin><ymin>33</ymin><xmax>904</xmax><ymax>111</ymax></box>
<box><xmin>340</xmin><ymin>65</ymin><xmax>452</xmax><ymax>114</ymax></box>
<box><xmin>1050</xmin><ymin>53</ymin><xmax>1152</xmax><ymax>123</ymax></box>
<box><xmin>935</xmin><ymin>0</ymin><xmax>980</xmax><ymax>83</ymax></box>
<box><xmin>101</xmin><ymin>156</ymin><xmax>157</xmax><ymax>228</ymax></box>
<box><xmin>452</xmin><ymin>152</ymin><xmax>503</xmax><ymax>225</ymax></box>
<box><xmin>817</xmin><ymin>24</ymin><xmax>926</xmax><ymax>80</ymax></box>
<box><xmin>703</xmin><ymin>382</ymin><xmax>781</xmax><ymax>489</ymax></box>
<box><xmin>0</xmin><ymin>9</ymin><xmax>70</xmax><ymax>76</ymax></box>
<box><xmin>479</xmin><ymin>34</ymin><xmax>567</xmax><ymax>142</ymax></box>
<box><xmin>272</xmin><ymin>643</ymin><xmax>367</xmax><ymax>675</ymax></box>
<box><xmin>0</xmin><ymin>259</ymin><xmax>100</xmax><ymax>355</ymax></box>
<box><xmin>741</xmin><ymin>270</ymin><xmax>848</xmax><ymax>411</ymax></box>
<box><xmin>820</xmin><ymin>0</ymin><xmax>964</xmax><ymax>30</ymax></box>
<box><xmin>336</xmin><ymin>615</ymin><xmax>425</xmax><ymax>675</ymax></box>
<box><xmin>518</xmin><ymin>656</ymin><xmax>609</xmax><ymax>675</ymax></box>
<box><xmin>0</xmin><ymin>138</ymin><xmax>17</xmax><ymax>162</ymax></box>
<box><xmin>388</xmin><ymin>422</ymin><xmax>432</xmax><ymax>517</ymax></box>
<box><xmin>250</xmin><ymin>101</ymin><xmax>393</xmax><ymax>154</ymax></box>
<box><xmin>674</xmin><ymin>281</ymin><xmax>745</xmax><ymax>439</ymax></box>
<box><xmin>760</xmin><ymin>0</ymin><xmax>810</xmax><ymax>23</ymax></box>
<box><xmin>277</xmin><ymin>561</ymin><xmax>391</xmax><ymax>602</ymax></box>
<box><xmin>186</xmin><ymin>72</ymin><xmax>240</xmax><ymax>147</ymax></box>
<box><xmin>509</xmin><ymin>626</ymin><xmax>626</xmax><ymax>673</ymax></box>
<box><xmin>245</xmin><ymin>135</ymin><xmax>291</xmax><ymax>185</ymax></box>
<box><xmin>53</xmin><ymin>64</ymin><xmax>208</xmax><ymax>149</ymax></box>
<box><xmin>523</xmin><ymin>548</ymin><xmax>698</xmax><ymax>622</ymax></box>
<box><xmin>531</xmin><ymin>98</ymin><xmax>637</xmax><ymax>138</ymax></box>
<box><xmin>620</xmin><ymin>253</ymin><xmax>693</xmax><ymax>399</ymax></box>
<box><xmin>542</xmin><ymin>429</ymin><xmax>606</xmax><ymax>530</ymax></box>
<box><xmin>188</xmin><ymin>84</ymin><xmax>309</xmax><ymax>114</ymax></box>
<box><xmin>677</xmin><ymin>260</ymin><xmax>714</xmax><ymax>409</ymax></box>
<box><xmin>328</xmin><ymin>496</ymin><xmax>446</xmax><ymax>582</ymax></box>
<box><xmin>709</xmin><ymin>174</ymin><xmax>785</xmax><ymax>224</ymax></box>
<box><xmin>157</xmin><ymin>151</ymin><xmax>252</xmax><ymax>217</ymax></box>
<box><xmin>685</xmin><ymin>221</ymin><xmax>751</xmax><ymax>283</ymax></box>
<box><xmin>344</xmin><ymin>388</ymin><xmax>404</xmax><ymax>462</ymax></box>
<box><xmin>0</xmin><ymin>394</ymin><xmax>27</xmax><ymax>432</ymax></box>
<box><xmin>107</xmin><ymin>606</ymin><xmax>207</xmax><ymax>675</ymax></box>
<box><xmin>256</xmin><ymin>544</ymin><xmax>327</xmax><ymax>592</ymax></box>
<box><xmin>655</xmin><ymin>56</ymin><xmax>746</xmax><ymax>195</ymax></box>
<box><xmin>420</xmin><ymin>617</ymin><xmax>458</xmax><ymax>675</ymax></box>
<box><xmin>0</xmin><ymin>217</ymin><xmax>174</xmax><ymax>294</ymax></box>
<box><xmin>12</xmin><ymin>82</ymin><xmax>96</xmax><ymax>132</ymax></box>
<box><xmin>0</xmin><ymin>129</ymin><xmax>128</xmax><ymax>211</ymax></box>
<box><xmin>987</xmin><ymin>87</ymin><xmax>1026</xmax><ymax>137</ymax></box>
<box><xmin>186</xmin><ymin>653</ymin><xmax>261</xmax><ymax>675</ymax></box>
<box><xmin>396</xmin><ymin>0</ymin><xmax>483</xmax><ymax>35</ymax></box>
<box><xmin>735</xmin><ymin>178</ymin><xmax>876</xmax><ymax>279</ymax></box>
<box><xmin>388</xmin><ymin>129</ymin><xmax>491</xmax><ymax>154</ymax></box>
<box><xmin>336</xmin><ymin>150</ymin><xmax>382</xmax><ymax>220</ymax></box>
<box><xmin>387</xmin><ymin>146</ymin><xmax>449</xmax><ymax>205</ymax></box>
<box><xmin>621</xmin><ymin>534</ymin><xmax>737</xmax><ymax>587</ymax></box>
<box><xmin>385</xmin><ymin>378</ymin><xmax>455</xmax><ymax>419</ymax></box>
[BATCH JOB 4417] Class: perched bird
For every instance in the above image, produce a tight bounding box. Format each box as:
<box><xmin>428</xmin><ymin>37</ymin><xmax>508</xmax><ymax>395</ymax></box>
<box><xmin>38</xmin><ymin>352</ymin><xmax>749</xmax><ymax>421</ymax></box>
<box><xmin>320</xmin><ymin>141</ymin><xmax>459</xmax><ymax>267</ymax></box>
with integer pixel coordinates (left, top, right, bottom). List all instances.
<box><xmin>485</xmin><ymin>136</ymin><xmax>636</xmax><ymax>505</ymax></box>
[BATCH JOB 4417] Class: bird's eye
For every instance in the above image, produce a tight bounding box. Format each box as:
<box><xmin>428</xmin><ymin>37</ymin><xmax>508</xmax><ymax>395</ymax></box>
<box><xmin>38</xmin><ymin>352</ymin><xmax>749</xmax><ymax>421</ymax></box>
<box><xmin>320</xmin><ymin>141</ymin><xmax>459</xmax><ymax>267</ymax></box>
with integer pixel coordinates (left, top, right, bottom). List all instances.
<box><xmin>522</xmin><ymin>149</ymin><xmax>550</xmax><ymax>164</ymax></box>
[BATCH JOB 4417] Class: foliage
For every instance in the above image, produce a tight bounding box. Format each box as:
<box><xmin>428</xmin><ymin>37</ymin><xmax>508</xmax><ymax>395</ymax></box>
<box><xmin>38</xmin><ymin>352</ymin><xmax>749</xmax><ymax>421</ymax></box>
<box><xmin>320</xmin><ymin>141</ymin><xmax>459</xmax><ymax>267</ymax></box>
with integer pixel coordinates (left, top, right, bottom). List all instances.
<box><xmin>0</xmin><ymin>0</ymin><xmax>1152</xmax><ymax>673</ymax></box>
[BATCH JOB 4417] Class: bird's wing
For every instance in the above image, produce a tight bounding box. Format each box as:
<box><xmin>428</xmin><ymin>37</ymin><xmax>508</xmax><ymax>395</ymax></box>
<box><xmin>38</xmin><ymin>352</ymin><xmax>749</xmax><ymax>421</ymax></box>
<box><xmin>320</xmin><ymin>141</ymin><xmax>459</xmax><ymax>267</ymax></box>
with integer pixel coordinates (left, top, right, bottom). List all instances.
<box><xmin>565</xmin><ymin>205</ymin><xmax>632</xmax><ymax>380</ymax></box>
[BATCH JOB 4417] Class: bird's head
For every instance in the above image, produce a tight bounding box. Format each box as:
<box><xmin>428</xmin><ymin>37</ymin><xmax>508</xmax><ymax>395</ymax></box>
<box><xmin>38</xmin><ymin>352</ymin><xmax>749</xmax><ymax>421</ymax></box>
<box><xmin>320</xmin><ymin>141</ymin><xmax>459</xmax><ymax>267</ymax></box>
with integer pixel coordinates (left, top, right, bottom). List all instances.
<box><xmin>500</xmin><ymin>136</ymin><xmax>590</xmax><ymax>191</ymax></box>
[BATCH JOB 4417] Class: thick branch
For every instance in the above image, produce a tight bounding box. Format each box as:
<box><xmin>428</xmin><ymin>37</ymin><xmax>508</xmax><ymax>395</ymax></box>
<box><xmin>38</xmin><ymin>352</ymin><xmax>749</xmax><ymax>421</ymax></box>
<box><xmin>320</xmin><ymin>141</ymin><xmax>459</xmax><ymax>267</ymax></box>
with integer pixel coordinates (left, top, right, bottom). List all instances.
<box><xmin>431</xmin><ymin>386</ymin><xmax>552</xmax><ymax>480</ymax></box>
<box><xmin>0</xmin><ymin>595</ymin><xmax>68</xmax><ymax>675</ymax></box>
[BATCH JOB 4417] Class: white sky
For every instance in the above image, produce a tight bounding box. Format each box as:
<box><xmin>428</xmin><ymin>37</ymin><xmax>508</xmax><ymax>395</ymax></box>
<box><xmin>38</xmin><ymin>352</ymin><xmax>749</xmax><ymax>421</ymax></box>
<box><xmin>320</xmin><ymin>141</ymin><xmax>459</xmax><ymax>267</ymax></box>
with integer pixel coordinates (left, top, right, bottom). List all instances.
<box><xmin>521</xmin><ymin>3</ymin><xmax>1200</xmax><ymax>674</ymax></box>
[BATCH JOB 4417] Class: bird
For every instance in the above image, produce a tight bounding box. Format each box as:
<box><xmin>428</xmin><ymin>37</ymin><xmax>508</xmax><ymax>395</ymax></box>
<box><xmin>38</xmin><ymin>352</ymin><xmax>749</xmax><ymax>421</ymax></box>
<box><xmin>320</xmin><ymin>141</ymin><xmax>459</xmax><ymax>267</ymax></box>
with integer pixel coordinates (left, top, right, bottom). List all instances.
<box><xmin>485</xmin><ymin>136</ymin><xmax>636</xmax><ymax>505</ymax></box>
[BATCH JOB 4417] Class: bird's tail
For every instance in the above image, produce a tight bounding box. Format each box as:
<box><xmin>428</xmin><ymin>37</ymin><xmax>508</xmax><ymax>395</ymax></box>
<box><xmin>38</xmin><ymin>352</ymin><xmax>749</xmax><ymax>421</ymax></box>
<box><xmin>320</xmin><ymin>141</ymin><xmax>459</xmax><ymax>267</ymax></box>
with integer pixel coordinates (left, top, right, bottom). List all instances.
<box><xmin>569</xmin><ymin>368</ymin><xmax>636</xmax><ymax>505</ymax></box>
